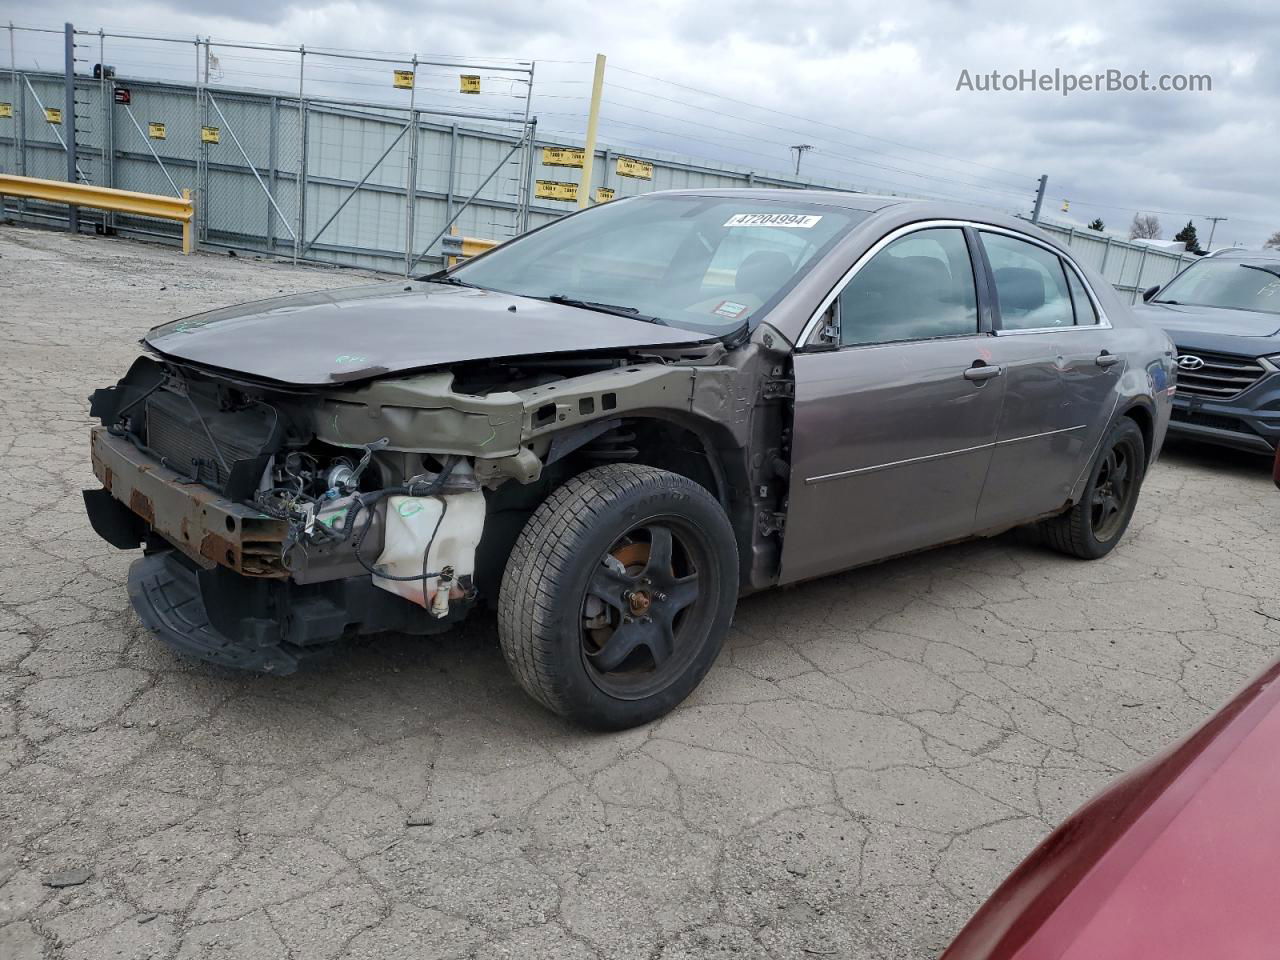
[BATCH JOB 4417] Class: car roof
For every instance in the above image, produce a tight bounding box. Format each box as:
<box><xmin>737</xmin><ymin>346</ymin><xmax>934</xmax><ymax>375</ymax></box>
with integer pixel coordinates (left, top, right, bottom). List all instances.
<box><xmin>1208</xmin><ymin>247</ymin><xmax>1280</xmax><ymax>261</ymax></box>
<box><xmin>648</xmin><ymin>187</ymin><xmax>910</xmax><ymax>213</ymax></box>
<box><xmin>636</xmin><ymin>189</ymin><xmax>1051</xmax><ymax>238</ymax></box>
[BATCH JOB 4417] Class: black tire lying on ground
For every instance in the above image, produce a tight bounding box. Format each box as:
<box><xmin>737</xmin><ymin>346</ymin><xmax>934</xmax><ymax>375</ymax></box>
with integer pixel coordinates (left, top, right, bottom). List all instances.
<box><xmin>498</xmin><ymin>464</ymin><xmax>739</xmax><ymax>729</ymax></box>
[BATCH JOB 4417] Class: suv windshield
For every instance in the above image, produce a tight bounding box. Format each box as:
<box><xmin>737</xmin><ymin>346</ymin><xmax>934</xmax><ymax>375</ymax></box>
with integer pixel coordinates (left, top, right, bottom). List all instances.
<box><xmin>445</xmin><ymin>194</ymin><xmax>867</xmax><ymax>335</ymax></box>
<box><xmin>1156</xmin><ymin>258</ymin><xmax>1280</xmax><ymax>315</ymax></box>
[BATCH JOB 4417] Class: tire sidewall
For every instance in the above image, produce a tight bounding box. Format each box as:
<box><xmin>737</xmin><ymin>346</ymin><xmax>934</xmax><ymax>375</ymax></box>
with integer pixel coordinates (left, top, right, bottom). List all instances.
<box><xmin>1082</xmin><ymin>418</ymin><xmax>1146</xmax><ymax>553</ymax></box>
<box><xmin>527</xmin><ymin>474</ymin><xmax>737</xmax><ymax>729</ymax></box>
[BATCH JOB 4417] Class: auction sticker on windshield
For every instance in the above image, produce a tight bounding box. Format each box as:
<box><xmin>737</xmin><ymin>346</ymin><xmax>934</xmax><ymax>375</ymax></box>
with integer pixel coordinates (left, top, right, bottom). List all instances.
<box><xmin>713</xmin><ymin>300</ymin><xmax>749</xmax><ymax>319</ymax></box>
<box><xmin>724</xmin><ymin>213</ymin><xmax>822</xmax><ymax>228</ymax></box>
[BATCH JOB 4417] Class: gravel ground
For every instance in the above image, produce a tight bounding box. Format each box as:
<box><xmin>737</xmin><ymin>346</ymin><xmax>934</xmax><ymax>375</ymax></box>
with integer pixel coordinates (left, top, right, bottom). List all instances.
<box><xmin>1</xmin><ymin>224</ymin><xmax>1277</xmax><ymax>960</ymax></box>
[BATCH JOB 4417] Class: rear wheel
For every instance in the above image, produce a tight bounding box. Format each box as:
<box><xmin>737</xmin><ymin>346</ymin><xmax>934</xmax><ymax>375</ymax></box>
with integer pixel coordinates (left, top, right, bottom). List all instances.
<box><xmin>498</xmin><ymin>465</ymin><xmax>738</xmax><ymax>729</ymax></box>
<box><xmin>1040</xmin><ymin>417</ymin><xmax>1146</xmax><ymax>559</ymax></box>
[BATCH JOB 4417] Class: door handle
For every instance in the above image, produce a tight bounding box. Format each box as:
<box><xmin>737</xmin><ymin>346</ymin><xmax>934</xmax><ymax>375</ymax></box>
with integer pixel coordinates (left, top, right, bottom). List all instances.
<box><xmin>1096</xmin><ymin>351</ymin><xmax>1121</xmax><ymax>369</ymax></box>
<box><xmin>964</xmin><ymin>363</ymin><xmax>1003</xmax><ymax>382</ymax></box>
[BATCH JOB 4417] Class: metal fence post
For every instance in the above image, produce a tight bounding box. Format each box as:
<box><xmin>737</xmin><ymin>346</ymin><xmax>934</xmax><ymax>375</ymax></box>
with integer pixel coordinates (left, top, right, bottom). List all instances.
<box><xmin>404</xmin><ymin>107</ymin><xmax>418</xmax><ymax>276</ymax></box>
<box><xmin>1132</xmin><ymin>245</ymin><xmax>1150</xmax><ymax>304</ymax></box>
<box><xmin>64</xmin><ymin>22</ymin><xmax>79</xmax><ymax>232</ymax></box>
<box><xmin>8</xmin><ymin>26</ymin><xmax>27</xmax><ymax>219</ymax></box>
<box><xmin>522</xmin><ymin>117</ymin><xmax>536</xmax><ymax>231</ymax></box>
<box><xmin>1100</xmin><ymin>236</ymin><xmax>1114</xmax><ymax>278</ymax></box>
<box><xmin>293</xmin><ymin>44</ymin><xmax>304</xmax><ymax>264</ymax></box>
<box><xmin>446</xmin><ymin>122</ymin><xmax>457</xmax><ymax>224</ymax></box>
<box><xmin>194</xmin><ymin>38</ymin><xmax>205</xmax><ymax>242</ymax></box>
<box><xmin>401</xmin><ymin>55</ymin><xmax>418</xmax><ymax>276</ymax></box>
<box><xmin>267</xmin><ymin>95</ymin><xmax>278</xmax><ymax>253</ymax></box>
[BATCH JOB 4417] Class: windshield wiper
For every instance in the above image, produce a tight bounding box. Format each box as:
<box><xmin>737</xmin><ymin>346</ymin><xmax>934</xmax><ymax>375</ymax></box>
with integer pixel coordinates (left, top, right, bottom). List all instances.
<box><xmin>1242</xmin><ymin>263</ymin><xmax>1280</xmax><ymax>281</ymax></box>
<box><xmin>418</xmin><ymin>270</ymin><xmax>481</xmax><ymax>288</ymax></box>
<box><xmin>546</xmin><ymin>294</ymin><xmax>667</xmax><ymax>325</ymax></box>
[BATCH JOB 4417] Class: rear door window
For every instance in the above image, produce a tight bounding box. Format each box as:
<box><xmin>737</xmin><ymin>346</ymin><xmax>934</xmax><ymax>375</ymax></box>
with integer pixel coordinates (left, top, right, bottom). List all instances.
<box><xmin>981</xmin><ymin>232</ymin><xmax>1074</xmax><ymax>330</ymax></box>
<box><xmin>1065</xmin><ymin>266</ymin><xmax>1100</xmax><ymax>325</ymax></box>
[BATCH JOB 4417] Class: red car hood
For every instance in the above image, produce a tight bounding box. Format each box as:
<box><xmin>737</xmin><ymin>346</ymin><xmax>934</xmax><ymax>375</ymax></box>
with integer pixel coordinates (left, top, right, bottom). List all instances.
<box><xmin>943</xmin><ymin>658</ymin><xmax>1280</xmax><ymax>960</ymax></box>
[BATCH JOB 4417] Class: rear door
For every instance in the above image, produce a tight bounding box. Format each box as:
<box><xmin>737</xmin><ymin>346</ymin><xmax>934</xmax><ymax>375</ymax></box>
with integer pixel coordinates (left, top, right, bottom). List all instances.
<box><xmin>780</xmin><ymin>225</ymin><xmax>1007</xmax><ymax>584</ymax></box>
<box><xmin>974</xmin><ymin>230</ymin><xmax>1121</xmax><ymax>531</ymax></box>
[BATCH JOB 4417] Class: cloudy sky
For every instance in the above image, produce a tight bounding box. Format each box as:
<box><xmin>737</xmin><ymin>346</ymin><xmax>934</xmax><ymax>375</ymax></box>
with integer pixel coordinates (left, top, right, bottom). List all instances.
<box><xmin>6</xmin><ymin>0</ymin><xmax>1278</xmax><ymax>247</ymax></box>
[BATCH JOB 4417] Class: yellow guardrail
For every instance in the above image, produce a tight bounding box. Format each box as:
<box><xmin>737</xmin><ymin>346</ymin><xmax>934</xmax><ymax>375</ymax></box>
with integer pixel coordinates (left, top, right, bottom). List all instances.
<box><xmin>0</xmin><ymin>174</ymin><xmax>196</xmax><ymax>255</ymax></box>
<box><xmin>442</xmin><ymin>231</ymin><xmax>499</xmax><ymax>266</ymax></box>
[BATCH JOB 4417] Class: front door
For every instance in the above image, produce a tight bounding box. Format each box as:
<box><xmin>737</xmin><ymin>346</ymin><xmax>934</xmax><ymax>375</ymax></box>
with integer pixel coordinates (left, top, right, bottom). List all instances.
<box><xmin>780</xmin><ymin>226</ymin><xmax>1007</xmax><ymax>585</ymax></box>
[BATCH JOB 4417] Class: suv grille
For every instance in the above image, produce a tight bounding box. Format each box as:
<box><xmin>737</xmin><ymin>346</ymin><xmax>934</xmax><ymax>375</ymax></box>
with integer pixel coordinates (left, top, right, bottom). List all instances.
<box><xmin>1173</xmin><ymin>348</ymin><xmax>1268</xmax><ymax>400</ymax></box>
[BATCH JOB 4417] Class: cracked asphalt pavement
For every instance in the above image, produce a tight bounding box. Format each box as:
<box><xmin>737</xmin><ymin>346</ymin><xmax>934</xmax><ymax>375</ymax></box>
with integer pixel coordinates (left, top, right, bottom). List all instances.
<box><xmin>1</xmin><ymin>224</ymin><xmax>1277</xmax><ymax>959</ymax></box>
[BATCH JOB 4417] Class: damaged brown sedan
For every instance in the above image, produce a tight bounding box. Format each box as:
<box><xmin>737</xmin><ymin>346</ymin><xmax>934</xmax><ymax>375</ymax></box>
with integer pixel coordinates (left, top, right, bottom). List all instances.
<box><xmin>85</xmin><ymin>189</ymin><xmax>1176</xmax><ymax>728</ymax></box>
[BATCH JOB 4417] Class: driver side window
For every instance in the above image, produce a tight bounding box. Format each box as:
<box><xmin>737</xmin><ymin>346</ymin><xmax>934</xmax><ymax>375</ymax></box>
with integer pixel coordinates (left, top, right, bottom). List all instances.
<box><xmin>837</xmin><ymin>228</ymin><xmax>979</xmax><ymax>347</ymax></box>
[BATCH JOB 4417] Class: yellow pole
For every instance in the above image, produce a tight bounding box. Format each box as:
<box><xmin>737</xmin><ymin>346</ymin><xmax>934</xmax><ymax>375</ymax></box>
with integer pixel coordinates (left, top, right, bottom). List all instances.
<box><xmin>577</xmin><ymin>53</ymin><xmax>606</xmax><ymax>209</ymax></box>
<box><xmin>181</xmin><ymin>189</ymin><xmax>194</xmax><ymax>255</ymax></box>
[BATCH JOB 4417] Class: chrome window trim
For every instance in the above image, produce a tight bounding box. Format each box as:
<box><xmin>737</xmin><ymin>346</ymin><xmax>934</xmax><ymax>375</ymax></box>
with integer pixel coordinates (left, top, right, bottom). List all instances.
<box><xmin>797</xmin><ymin>219</ymin><xmax>1112</xmax><ymax>346</ymax></box>
<box><xmin>977</xmin><ymin>225</ymin><xmax>1113</xmax><ymax>334</ymax></box>
<box><xmin>797</xmin><ymin>219</ymin><xmax>978</xmax><ymax>347</ymax></box>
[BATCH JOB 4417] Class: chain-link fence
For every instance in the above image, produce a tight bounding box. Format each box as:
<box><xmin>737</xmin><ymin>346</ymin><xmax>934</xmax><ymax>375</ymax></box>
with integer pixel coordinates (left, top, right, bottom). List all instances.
<box><xmin>0</xmin><ymin>25</ymin><xmax>536</xmax><ymax>273</ymax></box>
<box><xmin>1</xmin><ymin>23</ymin><xmax>1198</xmax><ymax>295</ymax></box>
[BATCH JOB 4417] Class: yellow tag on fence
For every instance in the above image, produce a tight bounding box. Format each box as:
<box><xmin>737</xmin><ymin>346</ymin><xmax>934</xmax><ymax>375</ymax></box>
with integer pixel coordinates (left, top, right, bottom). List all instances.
<box><xmin>393</xmin><ymin>70</ymin><xmax>415</xmax><ymax>89</ymax></box>
<box><xmin>595</xmin><ymin>186</ymin><xmax>616</xmax><ymax>203</ymax></box>
<box><xmin>615</xmin><ymin>156</ymin><xmax>653</xmax><ymax>180</ymax></box>
<box><xmin>201</xmin><ymin>126</ymin><xmax>220</xmax><ymax>144</ymax></box>
<box><xmin>460</xmin><ymin>74</ymin><xmax>481</xmax><ymax>94</ymax></box>
<box><xmin>542</xmin><ymin>146</ymin><xmax>585</xmax><ymax>167</ymax></box>
<box><xmin>44</xmin><ymin>107</ymin><xmax>62</xmax><ymax>124</ymax></box>
<box><xmin>0</xmin><ymin>103</ymin><xmax>12</xmax><ymax>118</ymax></box>
<box><xmin>148</xmin><ymin>121</ymin><xmax>166</xmax><ymax>140</ymax></box>
<box><xmin>535</xmin><ymin>179</ymin><xmax>579</xmax><ymax>202</ymax></box>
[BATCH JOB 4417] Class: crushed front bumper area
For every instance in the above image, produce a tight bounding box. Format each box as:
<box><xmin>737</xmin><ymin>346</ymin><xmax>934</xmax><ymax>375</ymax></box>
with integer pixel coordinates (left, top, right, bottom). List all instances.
<box><xmin>127</xmin><ymin>550</ymin><xmax>468</xmax><ymax>674</ymax></box>
<box><xmin>87</xmin><ymin>426</ymin><xmax>472</xmax><ymax>672</ymax></box>
<box><xmin>89</xmin><ymin>426</ymin><xmax>290</xmax><ymax>577</ymax></box>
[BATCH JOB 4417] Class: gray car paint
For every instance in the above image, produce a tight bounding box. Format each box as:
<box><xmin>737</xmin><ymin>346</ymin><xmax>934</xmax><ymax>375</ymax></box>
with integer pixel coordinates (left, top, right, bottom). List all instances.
<box><xmin>101</xmin><ymin>188</ymin><xmax>1174</xmax><ymax>596</ymax></box>
<box><xmin>144</xmin><ymin>282</ymin><xmax>720</xmax><ymax>386</ymax></box>
<box><xmin>755</xmin><ymin>196</ymin><xmax>1172</xmax><ymax>584</ymax></box>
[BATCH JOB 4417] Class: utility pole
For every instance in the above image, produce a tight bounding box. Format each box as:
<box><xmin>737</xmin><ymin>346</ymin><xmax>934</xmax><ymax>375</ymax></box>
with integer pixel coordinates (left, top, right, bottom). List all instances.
<box><xmin>1205</xmin><ymin>216</ymin><xmax>1227</xmax><ymax>251</ymax></box>
<box><xmin>1031</xmin><ymin>174</ymin><xmax>1047</xmax><ymax>224</ymax></box>
<box><xmin>64</xmin><ymin>22</ymin><xmax>78</xmax><ymax>234</ymax></box>
<box><xmin>790</xmin><ymin>144</ymin><xmax>812</xmax><ymax>177</ymax></box>
<box><xmin>577</xmin><ymin>53</ymin><xmax>606</xmax><ymax>209</ymax></box>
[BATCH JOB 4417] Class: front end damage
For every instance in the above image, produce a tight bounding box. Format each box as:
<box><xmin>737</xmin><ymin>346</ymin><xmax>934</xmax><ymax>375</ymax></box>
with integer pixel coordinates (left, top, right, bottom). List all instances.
<box><xmin>84</xmin><ymin>338</ymin><xmax>784</xmax><ymax>672</ymax></box>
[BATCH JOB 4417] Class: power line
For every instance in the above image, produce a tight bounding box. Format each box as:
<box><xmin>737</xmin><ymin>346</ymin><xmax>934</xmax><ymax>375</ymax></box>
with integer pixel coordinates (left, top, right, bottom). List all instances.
<box><xmin>602</xmin><ymin>81</ymin><xmax>1031</xmax><ymax>193</ymax></box>
<box><xmin>608</xmin><ymin>63</ymin><xmax>1036</xmax><ymax>182</ymax></box>
<box><xmin>592</xmin><ymin>98</ymin><xmax>1034</xmax><ymax>200</ymax></box>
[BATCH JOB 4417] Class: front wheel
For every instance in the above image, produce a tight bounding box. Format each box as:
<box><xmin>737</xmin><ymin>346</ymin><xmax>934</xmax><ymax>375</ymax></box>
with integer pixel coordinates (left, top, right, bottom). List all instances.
<box><xmin>498</xmin><ymin>465</ymin><xmax>739</xmax><ymax>729</ymax></box>
<box><xmin>1040</xmin><ymin>417</ymin><xmax>1146</xmax><ymax>559</ymax></box>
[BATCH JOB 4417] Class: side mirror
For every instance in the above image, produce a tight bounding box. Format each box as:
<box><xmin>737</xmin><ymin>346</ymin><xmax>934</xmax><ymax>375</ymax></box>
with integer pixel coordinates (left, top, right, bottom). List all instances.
<box><xmin>1142</xmin><ymin>285</ymin><xmax>1160</xmax><ymax>302</ymax></box>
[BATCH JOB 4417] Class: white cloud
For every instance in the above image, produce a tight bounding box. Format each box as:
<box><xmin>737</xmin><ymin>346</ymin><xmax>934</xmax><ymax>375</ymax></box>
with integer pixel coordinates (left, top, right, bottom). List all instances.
<box><xmin>4</xmin><ymin>0</ymin><xmax>1277</xmax><ymax>246</ymax></box>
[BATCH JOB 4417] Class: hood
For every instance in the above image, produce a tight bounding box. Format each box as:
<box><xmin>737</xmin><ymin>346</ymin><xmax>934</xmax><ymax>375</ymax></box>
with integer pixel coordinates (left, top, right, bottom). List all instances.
<box><xmin>144</xmin><ymin>282</ymin><xmax>720</xmax><ymax>386</ymax></box>
<box><xmin>1134</xmin><ymin>301</ymin><xmax>1280</xmax><ymax>356</ymax></box>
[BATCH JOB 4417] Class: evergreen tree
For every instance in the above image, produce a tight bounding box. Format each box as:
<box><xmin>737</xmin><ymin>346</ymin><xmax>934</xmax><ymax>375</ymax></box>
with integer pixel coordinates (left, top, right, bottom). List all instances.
<box><xmin>1173</xmin><ymin>220</ymin><xmax>1203</xmax><ymax>254</ymax></box>
<box><xmin>1087</xmin><ymin>218</ymin><xmax>1105</xmax><ymax>232</ymax></box>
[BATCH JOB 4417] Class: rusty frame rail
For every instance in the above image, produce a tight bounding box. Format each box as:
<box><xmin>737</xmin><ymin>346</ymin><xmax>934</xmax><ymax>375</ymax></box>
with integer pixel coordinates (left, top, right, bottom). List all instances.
<box><xmin>0</xmin><ymin>174</ymin><xmax>196</xmax><ymax>254</ymax></box>
<box><xmin>90</xmin><ymin>427</ymin><xmax>288</xmax><ymax>577</ymax></box>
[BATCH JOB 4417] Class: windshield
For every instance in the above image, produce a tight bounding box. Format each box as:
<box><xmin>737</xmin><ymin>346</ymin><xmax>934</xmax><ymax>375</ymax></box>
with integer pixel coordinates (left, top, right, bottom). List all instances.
<box><xmin>1156</xmin><ymin>259</ymin><xmax>1280</xmax><ymax>315</ymax></box>
<box><xmin>446</xmin><ymin>194</ymin><xmax>868</xmax><ymax>335</ymax></box>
